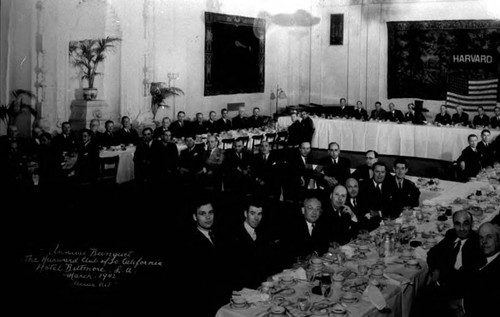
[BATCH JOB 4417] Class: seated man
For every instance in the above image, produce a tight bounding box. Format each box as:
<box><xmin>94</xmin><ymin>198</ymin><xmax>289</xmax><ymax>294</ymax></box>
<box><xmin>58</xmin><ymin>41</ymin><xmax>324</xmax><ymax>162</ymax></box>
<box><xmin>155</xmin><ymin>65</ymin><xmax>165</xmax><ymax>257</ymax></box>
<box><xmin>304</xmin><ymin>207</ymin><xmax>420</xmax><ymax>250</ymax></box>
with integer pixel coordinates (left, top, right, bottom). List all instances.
<box><xmin>369</xmin><ymin>101</ymin><xmax>386</xmax><ymax>121</ymax></box>
<box><xmin>388</xmin><ymin>157</ymin><xmax>420</xmax><ymax>215</ymax></box>
<box><xmin>472</xmin><ymin>106</ymin><xmax>490</xmax><ymax>129</ymax></box>
<box><xmin>216</xmin><ymin>108</ymin><xmax>232</xmax><ymax>132</ymax></box>
<box><xmin>133</xmin><ymin>127</ymin><xmax>155</xmax><ymax>185</ymax></box>
<box><xmin>456</xmin><ymin>134</ymin><xmax>482</xmax><ymax>182</ymax></box>
<box><xmin>463</xmin><ymin>222</ymin><xmax>500</xmax><ymax>317</ymax></box>
<box><xmin>316</xmin><ymin>142</ymin><xmax>350</xmax><ymax>190</ymax></box>
<box><xmin>477</xmin><ymin>129</ymin><xmax>494</xmax><ymax>168</ymax></box>
<box><xmin>246</xmin><ymin>107</ymin><xmax>264</xmax><ymax>129</ymax></box>
<box><xmin>337</xmin><ymin>98</ymin><xmax>352</xmax><ymax>119</ymax></box>
<box><xmin>51</xmin><ymin>121</ymin><xmax>77</xmax><ymax>155</ymax></box>
<box><xmin>280</xmin><ymin>192</ymin><xmax>331</xmax><ymax>265</ymax></box>
<box><xmin>452</xmin><ymin>106</ymin><xmax>470</xmax><ymax>127</ymax></box>
<box><xmin>223</xmin><ymin>199</ymin><xmax>281</xmax><ymax>290</ymax></box>
<box><xmin>384</xmin><ymin>102</ymin><xmax>404</xmax><ymax>122</ymax></box>
<box><xmin>352</xmin><ymin>100</ymin><xmax>368</xmax><ymax>121</ymax></box>
<box><xmin>153</xmin><ymin>117</ymin><xmax>171</xmax><ymax>140</ymax></box>
<box><xmin>116</xmin><ymin>116</ymin><xmax>139</xmax><ymax>145</ymax></box>
<box><xmin>151</xmin><ymin>130</ymin><xmax>178</xmax><ymax>185</ymax></box>
<box><xmin>345</xmin><ymin>178</ymin><xmax>370</xmax><ymax>231</ymax></box>
<box><xmin>424</xmin><ymin>210</ymin><xmax>483</xmax><ymax>317</ymax></box>
<box><xmin>201</xmin><ymin>135</ymin><xmax>224</xmax><ymax>190</ymax></box>
<box><xmin>205</xmin><ymin>111</ymin><xmax>218</xmax><ymax>134</ymax></box>
<box><xmin>403</xmin><ymin>102</ymin><xmax>427</xmax><ymax>124</ymax></box>
<box><xmin>283</xmin><ymin>141</ymin><xmax>318</xmax><ymax>201</ymax></box>
<box><xmin>251</xmin><ymin>140</ymin><xmax>282</xmax><ymax>199</ymax></box>
<box><xmin>190</xmin><ymin>112</ymin><xmax>208</xmax><ymax>135</ymax></box>
<box><xmin>434</xmin><ymin>105</ymin><xmax>452</xmax><ymax>126</ymax></box>
<box><xmin>490</xmin><ymin>106</ymin><xmax>500</xmax><ymax>129</ymax></box>
<box><xmin>325</xmin><ymin>184</ymin><xmax>359</xmax><ymax>245</ymax></box>
<box><xmin>178</xmin><ymin>135</ymin><xmax>205</xmax><ymax>185</ymax></box>
<box><xmin>358</xmin><ymin>162</ymin><xmax>395</xmax><ymax>230</ymax></box>
<box><xmin>73</xmin><ymin>128</ymin><xmax>100</xmax><ymax>184</ymax></box>
<box><xmin>232</xmin><ymin>106</ymin><xmax>247</xmax><ymax>130</ymax></box>
<box><xmin>351</xmin><ymin>150</ymin><xmax>378</xmax><ymax>183</ymax></box>
<box><xmin>88</xmin><ymin>118</ymin><xmax>103</xmax><ymax>141</ymax></box>
<box><xmin>169</xmin><ymin>111</ymin><xmax>189</xmax><ymax>139</ymax></box>
<box><xmin>222</xmin><ymin>138</ymin><xmax>253</xmax><ymax>193</ymax></box>
<box><xmin>99</xmin><ymin>120</ymin><xmax>119</xmax><ymax>148</ymax></box>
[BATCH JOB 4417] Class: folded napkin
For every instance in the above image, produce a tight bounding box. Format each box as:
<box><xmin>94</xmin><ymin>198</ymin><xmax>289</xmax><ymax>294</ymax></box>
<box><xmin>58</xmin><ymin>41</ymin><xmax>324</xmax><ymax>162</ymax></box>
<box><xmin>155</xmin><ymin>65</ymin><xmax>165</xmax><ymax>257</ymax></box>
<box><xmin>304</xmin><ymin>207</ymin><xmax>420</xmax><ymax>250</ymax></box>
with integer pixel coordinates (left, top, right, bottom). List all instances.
<box><xmin>384</xmin><ymin>272</ymin><xmax>413</xmax><ymax>292</ymax></box>
<box><xmin>414</xmin><ymin>246</ymin><xmax>427</xmax><ymax>261</ymax></box>
<box><xmin>341</xmin><ymin>245</ymin><xmax>355</xmax><ymax>259</ymax></box>
<box><xmin>363</xmin><ymin>284</ymin><xmax>387</xmax><ymax>311</ymax></box>
<box><xmin>233</xmin><ymin>288</ymin><xmax>270</xmax><ymax>304</ymax></box>
<box><xmin>272</xmin><ymin>267</ymin><xmax>307</xmax><ymax>281</ymax></box>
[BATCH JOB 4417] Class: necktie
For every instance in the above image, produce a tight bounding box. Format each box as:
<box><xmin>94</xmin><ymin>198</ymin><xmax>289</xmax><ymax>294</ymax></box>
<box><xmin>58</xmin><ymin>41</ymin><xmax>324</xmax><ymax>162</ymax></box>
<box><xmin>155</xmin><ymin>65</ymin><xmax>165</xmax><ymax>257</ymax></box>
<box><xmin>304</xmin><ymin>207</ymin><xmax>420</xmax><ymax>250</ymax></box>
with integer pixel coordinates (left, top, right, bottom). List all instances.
<box><xmin>333</xmin><ymin>159</ymin><xmax>337</xmax><ymax>166</ymax></box>
<box><xmin>208</xmin><ymin>230</ymin><xmax>216</xmax><ymax>245</ymax></box>
<box><xmin>453</xmin><ymin>240</ymin><xmax>462</xmax><ymax>268</ymax></box>
<box><xmin>263</xmin><ymin>154</ymin><xmax>267</xmax><ymax>163</ymax></box>
<box><xmin>376</xmin><ymin>183</ymin><xmax>382</xmax><ymax>195</ymax></box>
<box><xmin>398</xmin><ymin>181</ymin><xmax>402</xmax><ymax>190</ymax></box>
<box><xmin>352</xmin><ymin>198</ymin><xmax>357</xmax><ymax>208</ymax></box>
<box><xmin>310</xmin><ymin>222</ymin><xmax>315</xmax><ymax>235</ymax></box>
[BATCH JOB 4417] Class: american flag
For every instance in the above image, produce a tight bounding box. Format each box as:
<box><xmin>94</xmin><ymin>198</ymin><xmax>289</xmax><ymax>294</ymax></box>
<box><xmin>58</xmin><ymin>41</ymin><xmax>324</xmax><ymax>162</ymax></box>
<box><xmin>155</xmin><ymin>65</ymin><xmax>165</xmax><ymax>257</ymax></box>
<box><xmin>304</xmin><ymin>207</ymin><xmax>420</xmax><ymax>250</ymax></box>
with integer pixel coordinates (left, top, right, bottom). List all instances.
<box><xmin>446</xmin><ymin>76</ymin><xmax>498</xmax><ymax>111</ymax></box>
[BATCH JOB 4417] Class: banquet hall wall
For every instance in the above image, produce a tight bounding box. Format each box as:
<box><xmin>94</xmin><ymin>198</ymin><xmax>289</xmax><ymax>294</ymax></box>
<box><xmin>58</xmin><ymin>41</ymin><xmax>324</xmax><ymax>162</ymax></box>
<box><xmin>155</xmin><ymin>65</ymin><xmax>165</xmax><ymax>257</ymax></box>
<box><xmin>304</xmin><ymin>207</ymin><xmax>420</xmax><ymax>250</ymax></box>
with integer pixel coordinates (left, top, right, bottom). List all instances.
<box><xmin>1</xmin><ymin>0</ymin><xmax>498</xmax><ymax>133</ymax></box>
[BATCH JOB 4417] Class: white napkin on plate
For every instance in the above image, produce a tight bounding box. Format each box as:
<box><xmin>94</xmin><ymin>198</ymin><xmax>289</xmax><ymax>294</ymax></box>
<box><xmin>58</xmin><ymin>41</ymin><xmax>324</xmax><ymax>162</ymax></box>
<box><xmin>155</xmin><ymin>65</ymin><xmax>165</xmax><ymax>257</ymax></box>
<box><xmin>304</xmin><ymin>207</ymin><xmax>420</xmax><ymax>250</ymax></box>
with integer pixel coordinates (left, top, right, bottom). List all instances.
<box><xmin>414</xmin><ymin>246</ymin><xmax>427</xmax><ymax>261</ymax></box>
<box><xmin>341</xmin><ymin>245</ymin><xmax>355</xmax><ymax>259</ymax></box>
<box><xmin>363</xmin><ymin>284</ymin><xmax>387</xmax><ymax>311</ymax></box>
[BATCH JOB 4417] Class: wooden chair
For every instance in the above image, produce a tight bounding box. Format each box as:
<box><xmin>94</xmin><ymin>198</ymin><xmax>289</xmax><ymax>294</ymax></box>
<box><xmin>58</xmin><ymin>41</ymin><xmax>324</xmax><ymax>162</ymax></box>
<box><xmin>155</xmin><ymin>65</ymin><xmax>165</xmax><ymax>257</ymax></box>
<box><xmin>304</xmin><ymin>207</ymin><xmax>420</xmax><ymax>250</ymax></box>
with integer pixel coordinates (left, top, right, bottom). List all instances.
<box><xmin>265</xmin><ymin>132</ymin><xmax>277</xmax><ymax>149</ymax></box>
<box><xmin>275</xmin><ymin>131</ymin><xmax>289</xmax><ymax>150</ymax></box>
<box><xmin>98</xmin><ymin>155</ymin><xmax>119</xmax><ymax>185</ymax></box>
<box><xmin>221</xmin><ymin>138</ymin><xmax>234</xmax><ymax>150</ymax></box>
<box><xmin>251</xmin><ymin>134</ymin><xmax>264</xmax><ymax>153</ymax></box>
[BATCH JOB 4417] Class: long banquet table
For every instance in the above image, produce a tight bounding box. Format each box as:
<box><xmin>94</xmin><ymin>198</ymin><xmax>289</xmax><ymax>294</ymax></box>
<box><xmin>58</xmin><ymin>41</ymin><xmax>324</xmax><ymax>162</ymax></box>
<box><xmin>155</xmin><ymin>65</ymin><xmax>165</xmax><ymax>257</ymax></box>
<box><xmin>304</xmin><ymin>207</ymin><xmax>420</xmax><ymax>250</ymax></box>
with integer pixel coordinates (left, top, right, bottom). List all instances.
<box><xmin>277</xmin><ymin>116</ymin><xmax>500</xmax><ymax>161</ymax></box>
<box><xmin>216</xmin><ymin>176</ymin><xmax>500</xmax><ymax>317</ymax></box>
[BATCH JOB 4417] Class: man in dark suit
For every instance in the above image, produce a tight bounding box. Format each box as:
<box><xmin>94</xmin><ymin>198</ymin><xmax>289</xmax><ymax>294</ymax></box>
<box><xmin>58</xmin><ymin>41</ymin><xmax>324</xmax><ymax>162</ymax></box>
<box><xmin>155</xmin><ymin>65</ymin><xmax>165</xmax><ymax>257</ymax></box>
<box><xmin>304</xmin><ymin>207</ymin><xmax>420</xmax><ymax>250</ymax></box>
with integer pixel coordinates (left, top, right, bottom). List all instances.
<box><xmin>472</xmin><ymin>106</ymin><xmax>490</xmax><ymax>129</ymax></box>
<box><xmin>223</xmin><ymin>200</ymin><xmax>281</xmax><ymax>290</ymax></box>
<box><xmin>206</xmin><ymin>111</ymin><xmax>218</xmax><ymax>134</ymax></box>
<box><xmin>223</xmin><ymin>138</ymin><xmax>253</xmax><ymax>193</ymax></box>
<box><xmin>283</xmin><ymin>141</ymin><xmax>318</xmax><ymax>201</ymax></box>
<box><xmin>287</xmin><ymin>112</ymin><xmax>303</xmax><ymax>147</ymax></box>
<box><xmin>300</xmin><ymin>111</ymin><xmax>315</xmax><ymax>143</ymax></box>
<box><xmin>51</xmin><ymin>121</ymin><xmax>77</xmax><ymax>154</ymax></box>
<box><xmin>369</xmin><ymin>101</ymin><xmax>386</xmax><ymax>121</ymax></box>
<box><xmin>490</xmin><ymin>106</ymin><xmax>500</xmax><ymax>129</ymax></box>
<box><xmin>116</xmin><ymin>116</ymin><xmax>139</xmax><ymax>145</ymax></box>
<box><xmin>134</xmin><ymin>127</ymin><xmax>155</xmax><ymax>185</ymax></box>
<box><xmin>463</xmin><ymin>222</ymin><xmax>500</xmax><ymax>317</ymax></box>
<box><xmin>153</xmin><ymin>117</ymin><xmax>171</xmax><ymax>140</ymax></box>
<box><xmin>345</xmin><ymin>177</ymin><xmax>370</xmax><ymax>231</ymax></box>
<box><xmin>457</xmin><ymin>134</ymin><xmax>482</xmax><ymax>182</ymax></box>
<box><xmin>182</xmin><ymin>198</ymin><xmax>231</xmax><ymax>317</ymax></box>
<box><xmin>169</xmin><ymin>111</ymin><xmax>188</xmax><ymax>138</ymax></box>
<box><xmin>384</xmin><ymin>103</ymin><xmax>404</xmax><ymax>122</ymax></box>
<box><xmin>200</xmin><ymin>135</ymin><xmax>224</xmax><ymax>191</ymax></box>
<box><xmin>251</xmin><ymin>140</ymin><xmax>282</xmax><ymax>199</ymax></box>
<box><xmin>178</xmin><ymin>135</ymin><xmax>205</xmax><ymax>186</ymax></box>
<box><xmin>216</xmin><ymin>108</ymin><xmax>232</xmax><ymax>132</ymax></box>
<box><xmin>88</xmin><ymin>119</ymin><xmax>103</xmax><ymax>143</ymax></box>
<box><xmin>99</xmin><ymin>120</ymin><xmax>119</xmax><ymax>148</ymax></box>
<box><xmin>316</xmin><ymin>142</ymin><xmax>350</xmax><ymax>190</ymax></box>
<box><xmin>404</xmin><ymin>103</ymin><xmax>427</xmax><ymax>124</ymax></box>
<box><xmin>337</xmin><ymin>98</ymin><xmax>353</xmax><ymax>119</ymax></box>
<box><xmin>424</xmin><ymin>210</ymin><xmax>484</xmax><ymax>317</ymax></box>
<box><xmin>281</xmin><ymin>193</ymin><xmax>331</xmax><ymax>265</ymax></box>
<box><xmin>151</xmin><ymin>130</ymin><xmax>178</xmax><ymax>186</ymax></box>
<box><xmin>452</xmin><ymin>106</ymin><xmax>470</xmax><ymax>127</ymax></box>
<box><xmin>388</xmin><ymin>157</ymin><xmax>420</xmax><ymax>215</ymax></box>
<box><xmin>434</xmin><ymin>105</ymin><xmax>452</xmax><ymax>126</ymax></box>
<box><xmin>351</xmin><ymin>150</ymin><xmax>378</xmax><ymax>183</ymax></box>
<box><xmin>73</xmin><ymin>128</ymin><xmax>100</xmax><ymax>184</ymax></box>
<box><xmin>352</xmin><ymin>100</ymin><xmax>368</xmax><ymax>121</ymax></box>
<box><xmin>358</xmin><ymin>161</ymin><xmax>395</xmax><ymax>230</ymax></box>
<box><xmin>232</xmin><ymin>107</ymin><xmax>247</xmax><ymax>130</ymax></box>
<box><xmin>477</xmin><ymin>129</ymin><xmax>494</xmax><ymax>168</ymax></box>
<box><xmin>325</xmin><ymin>184</ymin><xmax>359</xmax><ymax>245</ymax></box>
<box><xmin>246</xmin><ymin>107</ymin><xmax>264</xmax><ymax>129</ymax></box>
<box><xmin>190</xmin><ymin>112</ymin><xmax>208</xmax><ymax>135</ymax></box>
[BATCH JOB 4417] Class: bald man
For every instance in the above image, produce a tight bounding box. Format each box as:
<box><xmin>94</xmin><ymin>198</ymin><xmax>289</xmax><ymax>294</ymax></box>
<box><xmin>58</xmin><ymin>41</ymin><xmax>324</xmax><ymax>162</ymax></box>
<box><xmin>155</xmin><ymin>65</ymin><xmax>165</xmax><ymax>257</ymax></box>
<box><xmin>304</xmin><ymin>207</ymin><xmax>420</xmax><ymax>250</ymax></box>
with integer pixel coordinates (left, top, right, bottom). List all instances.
<box><xmin>424</xmin><ymin>210</ymin><xmax>483</xmax><ymax>316</ymax></box>
<box><xmin>463</xmin><ymin>222</ymin><xmax>500</xmax><ymax>317</ymax></box>
<box><xmin>325</xmin><ymin>184</ymin><xmax>359</xmax><ymax>245</ymax></box>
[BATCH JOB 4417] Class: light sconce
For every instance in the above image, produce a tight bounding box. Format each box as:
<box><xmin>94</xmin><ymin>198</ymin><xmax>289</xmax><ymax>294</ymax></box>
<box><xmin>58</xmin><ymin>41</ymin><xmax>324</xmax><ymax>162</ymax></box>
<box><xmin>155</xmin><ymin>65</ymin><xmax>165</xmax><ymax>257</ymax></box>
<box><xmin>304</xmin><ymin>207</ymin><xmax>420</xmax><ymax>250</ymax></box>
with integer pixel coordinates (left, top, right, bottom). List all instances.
<box><xmin>270</xmin><ymin>84</ymin><xmax>287</xmax><ymax>114</ymax></box>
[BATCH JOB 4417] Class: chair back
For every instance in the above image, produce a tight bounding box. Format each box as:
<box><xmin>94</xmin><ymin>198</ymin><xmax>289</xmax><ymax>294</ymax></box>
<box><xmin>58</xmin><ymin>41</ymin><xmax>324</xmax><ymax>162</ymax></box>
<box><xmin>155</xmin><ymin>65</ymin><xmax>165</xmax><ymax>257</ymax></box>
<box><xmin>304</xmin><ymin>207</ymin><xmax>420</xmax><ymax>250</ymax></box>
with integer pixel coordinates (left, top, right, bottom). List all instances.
<box><xmin>236</xmin><ymin>136</ymin><xmax>250</xmax><ymax>149</ymax></box>
<box><xmin>251</xmin><ymin>134</ymin><xmax>264</xmax><ymax>153</ymax></box>
<box><xmin>221</xmin><ymin>138</ymin><xmax>234</xmax><ymax>150</ymax></box>
<box><xmin>98</xmin><ymin>155</ymin><xmax>119</xmax><ymax>184</ymax></box>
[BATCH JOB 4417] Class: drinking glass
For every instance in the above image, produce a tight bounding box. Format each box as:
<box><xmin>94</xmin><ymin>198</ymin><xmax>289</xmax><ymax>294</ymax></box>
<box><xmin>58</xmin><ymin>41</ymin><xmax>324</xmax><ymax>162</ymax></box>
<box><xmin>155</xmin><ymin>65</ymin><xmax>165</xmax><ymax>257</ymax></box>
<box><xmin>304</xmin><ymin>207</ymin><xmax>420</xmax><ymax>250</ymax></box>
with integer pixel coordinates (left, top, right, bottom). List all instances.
<box><xmin>320</xmin><ymin>281</ymin><xmax>330</xmax><ymax>299</ymax></box>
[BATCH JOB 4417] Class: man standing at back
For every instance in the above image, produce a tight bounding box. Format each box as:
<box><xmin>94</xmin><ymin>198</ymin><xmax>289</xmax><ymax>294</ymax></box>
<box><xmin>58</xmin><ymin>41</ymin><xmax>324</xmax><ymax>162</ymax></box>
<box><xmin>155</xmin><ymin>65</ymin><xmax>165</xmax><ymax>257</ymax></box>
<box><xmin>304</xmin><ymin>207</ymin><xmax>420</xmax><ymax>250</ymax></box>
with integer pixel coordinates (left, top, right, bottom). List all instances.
<box><xmin>300</xmin><ymin>111</ymin><xmax>314</xmax><ymax>143</ymax></box>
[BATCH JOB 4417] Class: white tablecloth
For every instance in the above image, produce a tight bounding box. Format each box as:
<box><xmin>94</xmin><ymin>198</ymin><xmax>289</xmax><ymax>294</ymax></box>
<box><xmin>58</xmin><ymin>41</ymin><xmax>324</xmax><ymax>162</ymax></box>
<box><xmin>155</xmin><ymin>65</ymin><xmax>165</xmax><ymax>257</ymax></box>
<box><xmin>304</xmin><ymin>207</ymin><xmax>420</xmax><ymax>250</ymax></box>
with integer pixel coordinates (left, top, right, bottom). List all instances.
<box><xmin>277</xmin><ymin>117</ymin><xmax>500</xmax><ymax>161</ymax></box>
<box><xmin>100</xmin><ymin>146</ymin><xmax>136</xmax><ymax>184</ymax></box>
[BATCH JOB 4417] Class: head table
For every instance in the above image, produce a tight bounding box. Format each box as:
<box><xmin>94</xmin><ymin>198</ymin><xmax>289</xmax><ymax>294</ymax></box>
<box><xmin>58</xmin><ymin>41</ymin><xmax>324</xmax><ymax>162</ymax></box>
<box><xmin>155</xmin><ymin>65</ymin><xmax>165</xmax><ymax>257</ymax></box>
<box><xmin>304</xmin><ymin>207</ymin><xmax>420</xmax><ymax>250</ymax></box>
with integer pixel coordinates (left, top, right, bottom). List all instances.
<box><xmin>216</xmin><ymin>172</ymin><xmax>500</xmax><ymax>317</ymax></box>
<box><xmin>277</xmin><ymin>116</ymin><xmax>500</xmax><ymax>161</ymax></box>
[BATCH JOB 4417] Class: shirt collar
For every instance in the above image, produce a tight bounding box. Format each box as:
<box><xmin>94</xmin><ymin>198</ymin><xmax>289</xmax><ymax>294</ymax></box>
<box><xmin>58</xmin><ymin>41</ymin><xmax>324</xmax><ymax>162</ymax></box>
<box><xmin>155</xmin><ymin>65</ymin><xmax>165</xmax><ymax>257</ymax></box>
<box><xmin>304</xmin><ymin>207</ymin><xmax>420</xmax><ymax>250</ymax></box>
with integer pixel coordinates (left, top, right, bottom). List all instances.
<box><xmin>244</xmin><ymin>221</ymin><xmax>256</xmax><ymax>239</ymax></box>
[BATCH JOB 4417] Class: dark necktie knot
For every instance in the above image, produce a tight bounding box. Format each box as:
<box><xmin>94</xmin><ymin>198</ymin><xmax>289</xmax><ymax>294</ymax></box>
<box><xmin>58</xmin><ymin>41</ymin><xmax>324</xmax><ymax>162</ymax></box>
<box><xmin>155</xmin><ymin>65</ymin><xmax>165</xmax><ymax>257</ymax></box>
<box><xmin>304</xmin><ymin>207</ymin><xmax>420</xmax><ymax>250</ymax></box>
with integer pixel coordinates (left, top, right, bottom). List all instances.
<box><xmin>208</xmin><ymin>230</ymin><xmax>215</xmax><ymax>244</ymax></box>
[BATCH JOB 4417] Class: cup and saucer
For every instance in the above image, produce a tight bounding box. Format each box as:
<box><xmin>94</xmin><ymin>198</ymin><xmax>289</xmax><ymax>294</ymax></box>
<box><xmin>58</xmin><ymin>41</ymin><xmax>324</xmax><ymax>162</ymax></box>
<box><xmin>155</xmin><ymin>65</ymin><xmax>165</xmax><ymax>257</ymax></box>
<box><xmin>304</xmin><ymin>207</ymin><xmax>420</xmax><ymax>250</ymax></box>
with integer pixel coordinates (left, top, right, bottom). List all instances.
<box><xmin>230</xmin><ymin>297</ymin><xmax>249</xmax><ymax>309</ymax></box>
<box><xmin>268</xmin><ymin>305</ymin><xmax>286</xmax><ymax>316</ymax></box>
<box><xmin>370</xmin><ymin>268</ymin><xmax>385</xmax><ymax>280</ymax></box>
<box><xmin>400</xmin><ymin>249</ymin><xmax>414</xmax><ymax>261</ymax></box>
<box><xmin>405</xmin><ymin>259</ymin><xmax>421</xmax><ymax>270</ymax></box>
<box><xmin>280</xmin><ymin>275</ymin><xmax>297</xmax><ymax>286</ymax></box>
<box><xmin>331</xmin><ymin>303</ymin><xmax>348</xmax><ymax>316</ymax></box>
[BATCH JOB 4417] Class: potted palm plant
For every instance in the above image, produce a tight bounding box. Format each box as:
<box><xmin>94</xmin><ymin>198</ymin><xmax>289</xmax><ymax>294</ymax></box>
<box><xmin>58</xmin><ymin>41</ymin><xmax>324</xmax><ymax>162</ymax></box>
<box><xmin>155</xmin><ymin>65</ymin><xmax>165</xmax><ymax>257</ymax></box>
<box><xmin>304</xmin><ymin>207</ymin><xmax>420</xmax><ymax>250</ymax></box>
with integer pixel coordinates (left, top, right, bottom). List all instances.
<box><xmin>69</xmin><ymin>36</ymin><xmax>121</xmax><ymax>100</ymax></box>
<box><xmin>149</xmin><ymin>82</ymin><xmax>184</xmax><ymax>117</ymax></box>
